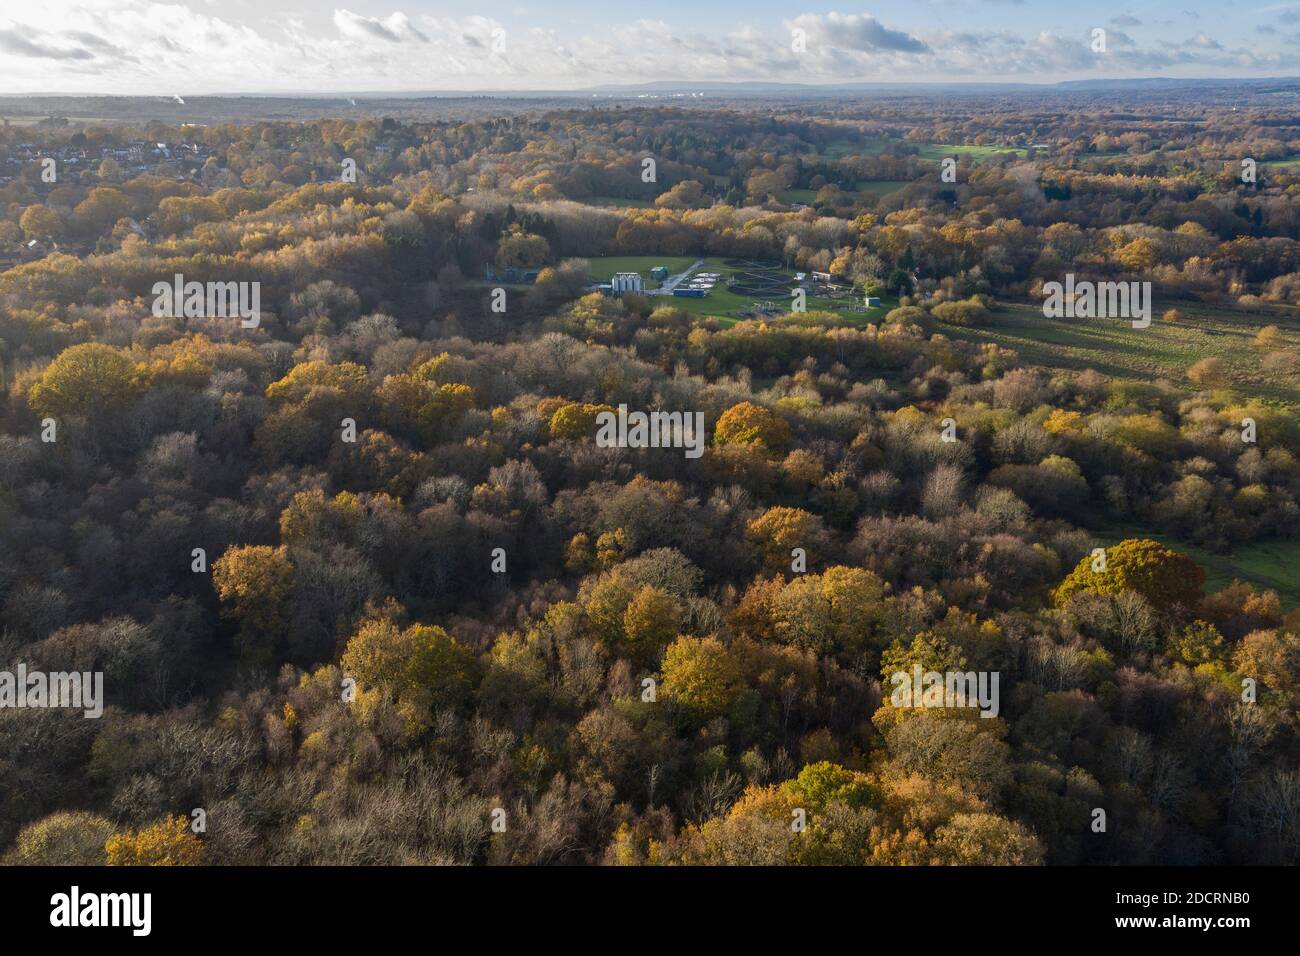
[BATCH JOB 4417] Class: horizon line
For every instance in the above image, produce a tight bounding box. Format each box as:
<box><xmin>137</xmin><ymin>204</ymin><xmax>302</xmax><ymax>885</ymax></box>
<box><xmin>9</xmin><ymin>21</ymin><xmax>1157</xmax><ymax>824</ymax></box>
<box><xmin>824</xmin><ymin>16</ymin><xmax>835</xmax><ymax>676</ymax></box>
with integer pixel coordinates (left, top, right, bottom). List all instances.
<box><xmin>4</xmin><ymin>75</ymin><xmax>1300</xmax><ymax>101</ymax></box>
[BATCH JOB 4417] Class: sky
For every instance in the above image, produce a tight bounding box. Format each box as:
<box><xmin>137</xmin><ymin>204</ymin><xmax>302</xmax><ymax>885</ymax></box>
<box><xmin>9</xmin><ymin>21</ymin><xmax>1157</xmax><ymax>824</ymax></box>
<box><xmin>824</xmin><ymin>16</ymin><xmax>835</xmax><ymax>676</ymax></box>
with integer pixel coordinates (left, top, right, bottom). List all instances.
<box><xmin>2</xmin><ymin>1</ymin><xmax>1300</xmax><ymax>95</ymax></box>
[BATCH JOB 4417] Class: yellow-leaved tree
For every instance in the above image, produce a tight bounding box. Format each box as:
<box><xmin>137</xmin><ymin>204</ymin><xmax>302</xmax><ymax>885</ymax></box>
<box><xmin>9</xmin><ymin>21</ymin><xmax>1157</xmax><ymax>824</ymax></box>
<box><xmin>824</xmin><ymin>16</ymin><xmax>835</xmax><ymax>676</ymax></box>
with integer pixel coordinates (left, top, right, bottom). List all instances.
<box><xmin>745</xmin><ymin>506</ymin><xmax>829</xmax><ymax>573</ymax></box>
<box><xmin>1055</xmin><ymin>538</ymin><xmax>1204</xmax><ymax>611</ymax></box>
<box><xmin>28</xmin><ymin>342</ymin><xmax>138</xmax><ymax>420</ymax></box>
<box><xmin>212</xmin><ymin>544</ymin><xmax>295</xmax><ymax>662</ymax></box>
<box><xmin>661</xmin><ymin>635</ymin><xmax>741</xmax><ymax>721</ymax></box>
<box><xmin>106</xmin><ymin>816</ymin><xmax>203</xmax><ymax>866</ymax></box>
<box><xmin>713</xmin><ymin>401</ymin><xmax>792</xmax><ymax>455</ymax></box>
<box><xmin>341</xmin><ymin>616</ymin><xmax>478</xmax><ymax>733</ymax></box>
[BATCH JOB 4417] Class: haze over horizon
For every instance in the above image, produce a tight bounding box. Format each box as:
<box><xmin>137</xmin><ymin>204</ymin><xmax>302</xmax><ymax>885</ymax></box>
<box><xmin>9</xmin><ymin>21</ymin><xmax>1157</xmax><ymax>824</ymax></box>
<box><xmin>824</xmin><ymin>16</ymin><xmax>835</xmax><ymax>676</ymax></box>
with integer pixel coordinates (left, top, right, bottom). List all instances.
<box><xmin>2</xmin><ymin>1</ymin><xmax>1299</xmax><ymax>96</ymax></box>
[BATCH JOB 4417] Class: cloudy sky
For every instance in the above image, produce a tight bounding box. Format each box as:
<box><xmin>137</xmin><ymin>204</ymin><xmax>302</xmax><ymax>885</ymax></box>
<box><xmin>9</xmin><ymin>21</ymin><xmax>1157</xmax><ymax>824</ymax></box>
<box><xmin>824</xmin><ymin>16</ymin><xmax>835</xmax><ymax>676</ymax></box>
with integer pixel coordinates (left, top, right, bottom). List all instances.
<box><xmin>1</xmin><ymin>0</ymin><xmax>1298</xmax><ymax>94</ymax></box>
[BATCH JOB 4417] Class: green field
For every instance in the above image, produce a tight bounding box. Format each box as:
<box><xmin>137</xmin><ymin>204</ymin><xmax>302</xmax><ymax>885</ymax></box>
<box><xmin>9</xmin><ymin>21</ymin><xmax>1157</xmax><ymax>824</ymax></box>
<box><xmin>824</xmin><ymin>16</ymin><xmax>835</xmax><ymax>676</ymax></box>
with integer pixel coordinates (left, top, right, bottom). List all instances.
<box><xmin>664</xmin><ymin>257</ymin><xmax>807</xmax><ymax>317</ymax></box>
<box><xmin>939</xmin><ymin>302</ymin><xmax>1300</xmax><ymax>606</ymax></box>
<box><xmin>815</xmin><ymin>137</ymin><xmax>1025</xmax><ymax>163</ymax></box>
<box><xmin>670</xmin><ymin>257</ymin><xmax>888</xmax><ymax>322</ymax></box>
<box><xmin>915</xmin><ymin>143</ymin><xmax>1027</xmax><ymax>162</ymax></box>
<box><xmin>1094</xmin><ymin>527</ymin><xmax>1300</xmax><ymax>610</ymax></box>
<box><xmin>857</xmin><ymin>181</ymin><xmax>911</xmax><ymax>196</ymax></box>
<box><xmin>585</xmin><ymin>255</ymin><xmax>895</xmax><ymax>323</ymax></box>
<box><xmin>784</xmin><ymin>181</ymin><xmax>909</xmax><ymax>204</ymax></box>
<box><xmin>585</xmin><ymin>255</ymin><xmax>697</xmax><ymax>288</ymax></box>
<box><xmin>707</xmin><ymin>292</ymin><xmax>900</xmax><ymax>328</ymax></box>
<box><xmin>965</xmin><ymin>299</ymin><xmax>1300</xmax><ymax>604</ymax></box>
<box><xmin>0</xmin><ymin>115</ymin><xmax>106</xmax><ymax>127</ymax></box>
<box><xmin>940</xmin><ymin>300</ymin><xmax>1300</xmax><ymax>405</ymax></box>
<box><xmin>582</xmin><ymin>195</ymin><xmax>657</xmax><ymax>208</ymax></box>
<box><xmin>817</xmin><ymin>137</ymin><xmax>891</xmax><ymax>159</ymax></box>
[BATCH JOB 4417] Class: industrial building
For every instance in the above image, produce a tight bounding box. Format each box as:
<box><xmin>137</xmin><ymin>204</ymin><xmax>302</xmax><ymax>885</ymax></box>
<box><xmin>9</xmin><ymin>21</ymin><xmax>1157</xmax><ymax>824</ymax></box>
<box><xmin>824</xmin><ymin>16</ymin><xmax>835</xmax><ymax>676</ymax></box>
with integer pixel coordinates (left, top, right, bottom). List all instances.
<box><xmin>611</xmin><ymin>272</ymin><xmax>644</xmax><ymax>293</ymax></box>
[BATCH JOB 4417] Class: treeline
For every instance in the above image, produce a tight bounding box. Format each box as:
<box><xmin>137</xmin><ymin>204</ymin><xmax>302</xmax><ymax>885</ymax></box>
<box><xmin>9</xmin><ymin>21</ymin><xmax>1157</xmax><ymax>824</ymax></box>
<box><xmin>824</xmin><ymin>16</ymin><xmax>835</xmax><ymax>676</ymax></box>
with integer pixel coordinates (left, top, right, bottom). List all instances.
<box><xmin>10</xmin><ymin>109</ymin><xmax>1300</xmax><ymax>318</ymax></box>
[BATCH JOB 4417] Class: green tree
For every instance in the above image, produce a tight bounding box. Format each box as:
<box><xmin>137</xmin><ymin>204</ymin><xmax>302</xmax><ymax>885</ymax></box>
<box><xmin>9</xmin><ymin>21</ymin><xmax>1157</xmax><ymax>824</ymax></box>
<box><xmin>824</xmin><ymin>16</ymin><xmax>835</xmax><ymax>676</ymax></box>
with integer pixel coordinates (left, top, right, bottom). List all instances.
<box><xmin>785</xmin><ymin>761</ymin><xmax>877</xmax><ymax>814</ymax></box>
<box><xmin>1054</xmin><ymin>538</ymin><xmax>1204</xmax><ymax>611</ymax></box>
<box><xmin>341</xmin><ymin>617</ymin><xmax>478</xmax><ymax>731</ymax></box>
<box><xmin>27</xmin><ymin>343</ymin><xmax>137</xmax><ymax>419</ymax></box>
<box><xmin>622</xmin><ymin>585</ymin><xmax>682</xmax><ymax>664</ymax></box>
<box><xmin>1168</xmin><ymin>620</ymin><xmax>1229</xmax><ymax>667</ymax></box>
<box><xmin>769</xmin><ymin>566</ymin><xmax>887</xmax><ymax>657</ymax></box>
<box><xmin>3</xmin><ymin>812</ymin><xmax>113</xmax><ymax>865</ymax></box>
<box><xmin>661</xmin><ymin>635</ymin><xmax>740</xmax><ymax>720</ymax></box>
<box><xmin>19</xmin><ymin>204</ymin><xmax>63</xmax><ymax>242</ymax></box>
<box><xmin>496</xmin><ymin>226</ymin><xmax>550</xmax><ymax>268</ymax></box>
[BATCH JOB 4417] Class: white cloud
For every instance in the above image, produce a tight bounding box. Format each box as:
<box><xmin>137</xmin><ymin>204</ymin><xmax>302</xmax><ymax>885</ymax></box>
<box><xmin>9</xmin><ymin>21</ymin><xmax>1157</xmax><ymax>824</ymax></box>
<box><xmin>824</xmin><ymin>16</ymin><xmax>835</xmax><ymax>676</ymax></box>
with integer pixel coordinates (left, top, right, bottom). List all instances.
<box><xmin>786</xmin><ymin>12</ymin><xmax>929</xmax><ymax>54</ymax></box>
<box><xmin>333</xmin><ymin>9</ymin><xmax>428</xmax><ymax>44</ymax></box>
<box><xmin>0</xmin><ymin>2</ymin><xmax>1295</xmax><ymax>94</ymax></box>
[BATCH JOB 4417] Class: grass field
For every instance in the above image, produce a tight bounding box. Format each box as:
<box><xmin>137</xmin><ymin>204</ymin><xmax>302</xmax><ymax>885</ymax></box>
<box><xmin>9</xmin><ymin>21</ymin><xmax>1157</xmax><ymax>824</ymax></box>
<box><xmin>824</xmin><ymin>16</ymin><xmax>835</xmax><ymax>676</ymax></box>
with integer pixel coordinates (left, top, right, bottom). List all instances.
<box><xmin>585</xmin><ymin>255</ymin><xmax>697</xmax><ymax>288</ymax></box>
<box><xmin>817</xmin><ymin>138</ymin><xmax>890</xmax><ymax>159</ymax></box>
<box><xmin>583</xmin><ymin>255</ymin><xmax>895</xmax><ymax>323</ymax></box>
<box><xmin>783</xmin><ymin>182</ymin><xmax>910</xmax><ymax>204</ymax></box>
<box><xmin>694</xmin><ymin>256</ymin><xmax>900</xmax><ymax>326</ymax></box>
<box><xmin>857</xmin><ymin>181</ymin><xmax>911</xmax><ymax>196</ymax></box>
<box><xmin>0</xmin><ymin>115</ymin><xmax>106</xmax><ymax>127</ymax></box>
<box><xmin>1094</xmin><ymin>526</ymin><xmax>1300</xmax><ymax>610</ymax></box>
<box><xmin>915</xmin><ymin>143</ymin><xmax>1028</xmax><ymax>162</ymax></box>
<box><xmin>815</xmin><ymin>138</ymin><xmax>1024</xmax><ymax>163</ymax></box>
<box><xmin>958</xmin><ymin>300</ymin><xmax>1300</xmax><ymax>604</ymax></box>
<box><xmin>581</xmin><ymin>195</ymin><xmax>657</xmax><ymax>208</ymax></box>
<box><xmin>938</xmin><ymin>300</ymin><xmax>1300</xmax><ymax>405</ymax></box>
<box><xmin>674</xmin><ymin>257</ymin><xmax>890</xmax><ymax>322</ymax></box>
<box><xmin>664</xmin><ymin>257</ymin><xmax>811</xmax><ymax>317</ymax></box>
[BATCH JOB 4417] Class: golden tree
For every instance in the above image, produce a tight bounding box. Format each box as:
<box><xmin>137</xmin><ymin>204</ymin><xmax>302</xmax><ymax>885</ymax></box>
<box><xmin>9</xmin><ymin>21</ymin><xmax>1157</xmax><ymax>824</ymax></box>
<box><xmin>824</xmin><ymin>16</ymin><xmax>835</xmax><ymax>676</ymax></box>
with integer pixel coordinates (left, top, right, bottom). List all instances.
<box><xmin>106</xmin><ymin>816</ymin><xmax>204</xmax><ymax>866</ymax></box>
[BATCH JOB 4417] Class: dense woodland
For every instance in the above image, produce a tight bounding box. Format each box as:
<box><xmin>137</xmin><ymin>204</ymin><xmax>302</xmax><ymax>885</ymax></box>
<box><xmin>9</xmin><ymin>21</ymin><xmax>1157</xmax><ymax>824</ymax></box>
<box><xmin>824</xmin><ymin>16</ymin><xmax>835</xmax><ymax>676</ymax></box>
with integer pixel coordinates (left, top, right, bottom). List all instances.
<box><xmin>0</xmin><ymin>94</ymin><xmax>1297</xmax><ymax>865</ymax></box>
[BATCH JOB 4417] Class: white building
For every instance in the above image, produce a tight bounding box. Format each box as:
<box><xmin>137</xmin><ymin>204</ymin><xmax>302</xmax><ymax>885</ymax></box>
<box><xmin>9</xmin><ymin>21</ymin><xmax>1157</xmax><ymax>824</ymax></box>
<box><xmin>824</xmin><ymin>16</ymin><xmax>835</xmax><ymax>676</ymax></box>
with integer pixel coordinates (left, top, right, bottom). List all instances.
<box><xmin>611</xmin><ymin>272</ymin><xmax>644</xmax><ymax>293</ymax></box>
